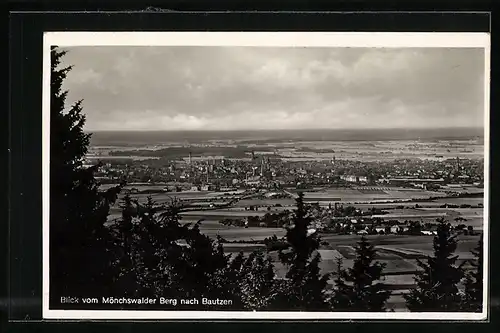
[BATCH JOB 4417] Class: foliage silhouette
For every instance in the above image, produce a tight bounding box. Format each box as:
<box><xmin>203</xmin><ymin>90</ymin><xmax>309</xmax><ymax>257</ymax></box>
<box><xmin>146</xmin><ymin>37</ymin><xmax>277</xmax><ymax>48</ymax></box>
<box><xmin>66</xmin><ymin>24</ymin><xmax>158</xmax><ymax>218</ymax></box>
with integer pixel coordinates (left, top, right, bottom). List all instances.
<box><xmin>331</xmin><ymin>236</ymin><xmax>390</xmax><ymax>311</ymax></box>
<box><xmin>329</xmin><ymin>257</ymin><xmax>352</xmax><ymax>310</ymax></box>
<box><xmin>404</xmin><ymin>218</ymin><xmax>465</xmax><ymax>311</ymax></box>
<box><xmin>49</xmin><ymin>46</ymin><xmax>123</xmax><ymax>306</ymax></box>
<box><xmin>237</xmin><ymin>251</ymin><xmax>280</xmax><ymax>310</ymax></box>
<box><xmin>276</xmin><ymin>192</ymin><xmax>330</xmax><ymax>311</ymax></box>
<box><xmin>112</xmin><ymin>195</ymin><xmax>285</xmax><ymax>310</ymax></box>
<box><xmin>461</xmin><ymin>234</ymin><xmax>483</xmax><ymax>312</ymax></box>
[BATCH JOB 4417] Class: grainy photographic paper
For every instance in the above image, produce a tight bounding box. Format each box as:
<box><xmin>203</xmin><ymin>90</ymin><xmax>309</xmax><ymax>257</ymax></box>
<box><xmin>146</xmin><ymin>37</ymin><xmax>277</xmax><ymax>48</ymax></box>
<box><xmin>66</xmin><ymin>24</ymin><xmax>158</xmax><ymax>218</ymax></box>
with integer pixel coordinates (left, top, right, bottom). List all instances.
<box><xmin>42</xmin><ymin>32</ymin><xmax>490</xmax><ymax>320</ymax></box>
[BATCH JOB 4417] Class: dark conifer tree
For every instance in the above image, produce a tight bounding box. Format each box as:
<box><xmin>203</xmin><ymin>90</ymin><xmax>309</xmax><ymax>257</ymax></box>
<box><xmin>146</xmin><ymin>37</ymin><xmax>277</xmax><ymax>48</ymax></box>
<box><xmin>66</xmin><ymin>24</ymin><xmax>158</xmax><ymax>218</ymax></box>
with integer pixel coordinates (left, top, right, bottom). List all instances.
<box><xmin>339</xmin><ymin>236</ymin><xmax>390</xmax><ymax>311</ymax></box>
<box><xmin>329</xmin><ymin>257</ymin><xmax>353</xmax><ymax>310</ymax></box>
<box><xmin>404</xmin><ymin>218</ymin><xmax>465</xmax><ymax>311</ymax></box>
<box><xmin>133</xmin><ymin>199</ymin><xmax>190</xmax><ymax>298</ymax></box>
<box><xmin>179</xmin><ymin>223</ymin><xmax>233</xmax><ymax>302</ymax></box>
<box><xmin>239</xmin><ymin>251</ymin><xmax>278</xmax><ymax>310</ymax></box>
<box><xmin>49</xmin><ymin>46</ymin><xmax>123</xmax><ymax>306</ymax></box>
<box><xmin>133</xmin><ymin>195</ymin><xmax>163</xmax><ymax>296</ymax></box>
<box><xmin>277</xmin><ymin>192</ymin><xmax>329</xmax><ymax>310</ymax></box>
<box><xmin>461</xmin><ymin>234</ymin><xmax>483</xmax><ymax>312</ymax></box>
<box><xmin>121</xmin><ymin>196</ymin><xmax>181</xmax><ymax>298</ymax></box>
<box><xmin>113</xmin><ymin>193</ymin><xmax>139</xmax><ymax>297</ymax></box>
<box><xmin>123</xmin><ymin>197</ymin><xmax>245</xmax><ymax>309</ymax></box>
<box><xmin>223</xmin><ymin>251</ymin><xmax>246</xmax><ymax>307</ymax></box>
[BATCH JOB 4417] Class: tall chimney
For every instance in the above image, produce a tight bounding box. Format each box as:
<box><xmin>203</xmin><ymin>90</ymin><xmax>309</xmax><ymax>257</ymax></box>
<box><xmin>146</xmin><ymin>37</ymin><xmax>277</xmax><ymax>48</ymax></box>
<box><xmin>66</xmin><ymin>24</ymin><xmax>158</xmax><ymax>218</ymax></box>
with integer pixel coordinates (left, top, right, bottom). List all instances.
<box><xmin>206</xmin><ymin>161</ymin><xmax>209</xmax><ymax>183</ymax></box>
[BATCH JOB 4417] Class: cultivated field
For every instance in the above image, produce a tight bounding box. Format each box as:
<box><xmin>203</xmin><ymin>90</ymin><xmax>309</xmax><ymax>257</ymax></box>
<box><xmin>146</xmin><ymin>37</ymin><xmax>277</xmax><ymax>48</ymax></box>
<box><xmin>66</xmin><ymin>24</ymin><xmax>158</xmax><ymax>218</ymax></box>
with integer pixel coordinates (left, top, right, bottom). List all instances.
<box><xmin>301</xmin><ymin>188</ymin><xmax>446</xmax><ymax>203</ymax></box>
<box><xmin>106</xmin><ymin>184</ymin><xmax>485</xmax><ymax>232</ymax></box>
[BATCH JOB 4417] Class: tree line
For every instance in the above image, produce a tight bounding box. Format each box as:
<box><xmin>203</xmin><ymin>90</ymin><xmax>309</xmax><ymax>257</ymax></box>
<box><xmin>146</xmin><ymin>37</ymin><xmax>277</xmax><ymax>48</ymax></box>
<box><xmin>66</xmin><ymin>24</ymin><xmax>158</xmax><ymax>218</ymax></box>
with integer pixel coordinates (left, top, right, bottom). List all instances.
<box><xmin>49</xmin><ymin>46</ymin><xmax>483</xmax><ymax>313</ymax></box>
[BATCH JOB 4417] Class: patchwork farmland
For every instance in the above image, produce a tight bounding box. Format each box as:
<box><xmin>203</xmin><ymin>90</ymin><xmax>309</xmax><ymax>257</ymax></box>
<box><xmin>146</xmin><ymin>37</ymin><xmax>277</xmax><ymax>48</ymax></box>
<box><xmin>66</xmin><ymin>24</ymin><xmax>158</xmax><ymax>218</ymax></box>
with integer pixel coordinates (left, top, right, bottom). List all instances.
<box><xmin>104</xmin><ymin>183</ymin><xmax>484</xmax><ymax>311</ymax></box>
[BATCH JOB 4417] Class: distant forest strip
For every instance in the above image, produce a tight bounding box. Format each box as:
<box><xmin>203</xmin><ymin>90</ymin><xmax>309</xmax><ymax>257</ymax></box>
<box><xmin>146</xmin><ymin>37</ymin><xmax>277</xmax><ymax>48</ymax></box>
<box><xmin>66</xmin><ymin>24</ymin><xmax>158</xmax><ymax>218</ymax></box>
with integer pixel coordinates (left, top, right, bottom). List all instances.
<box><xmin>106</xmin><ymin>146</ymin><xmax>340</xmax><ymax>158</ymax></box>
<box><xmin>108</xmin><ymin>146</ymin><xmax>277</xmax><ymax>158</ymax></box>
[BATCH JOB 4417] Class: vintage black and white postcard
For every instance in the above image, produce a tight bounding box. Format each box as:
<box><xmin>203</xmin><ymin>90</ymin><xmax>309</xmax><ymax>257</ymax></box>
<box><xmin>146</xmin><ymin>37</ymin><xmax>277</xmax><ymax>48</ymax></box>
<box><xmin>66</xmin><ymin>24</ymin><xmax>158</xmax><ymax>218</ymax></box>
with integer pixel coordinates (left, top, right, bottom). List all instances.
<box><xmin>42</xmin><ymin>31</ymin><xmax>490</xmax><ymax>320</ymax></box>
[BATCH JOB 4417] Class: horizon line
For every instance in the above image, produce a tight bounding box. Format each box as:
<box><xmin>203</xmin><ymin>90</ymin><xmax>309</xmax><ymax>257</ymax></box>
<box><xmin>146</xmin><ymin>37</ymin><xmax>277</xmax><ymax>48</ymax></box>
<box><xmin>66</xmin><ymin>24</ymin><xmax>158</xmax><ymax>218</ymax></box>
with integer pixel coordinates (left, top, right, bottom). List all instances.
<box><xmin>84</xmin><ymin>126</ymin><xmax>484</xmax><ymax>133</ymax></box>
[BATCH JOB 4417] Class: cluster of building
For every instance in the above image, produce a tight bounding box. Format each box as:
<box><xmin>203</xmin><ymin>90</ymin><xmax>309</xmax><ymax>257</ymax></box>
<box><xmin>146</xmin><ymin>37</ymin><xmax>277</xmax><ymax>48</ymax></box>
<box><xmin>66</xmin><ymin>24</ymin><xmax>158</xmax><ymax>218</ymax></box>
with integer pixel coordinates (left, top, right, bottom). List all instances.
<box><xmin>86</xmin><ymin>150</ymin><xmax>484</xmax><ymax>191</ymax></box>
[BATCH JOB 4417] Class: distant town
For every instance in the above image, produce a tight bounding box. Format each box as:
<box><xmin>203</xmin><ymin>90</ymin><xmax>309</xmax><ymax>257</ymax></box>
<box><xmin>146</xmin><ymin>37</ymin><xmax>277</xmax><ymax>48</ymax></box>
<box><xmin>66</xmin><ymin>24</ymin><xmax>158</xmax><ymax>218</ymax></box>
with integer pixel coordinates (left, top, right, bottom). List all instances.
<box><xmin>88</xmin><ymin>149</ymin><xmax>483</xmax><ymax>191</ymax></box>
<box><xmin>84</xmin><ymin>138</ymin><xmax>484</xmax><ymax>237</ymax></box>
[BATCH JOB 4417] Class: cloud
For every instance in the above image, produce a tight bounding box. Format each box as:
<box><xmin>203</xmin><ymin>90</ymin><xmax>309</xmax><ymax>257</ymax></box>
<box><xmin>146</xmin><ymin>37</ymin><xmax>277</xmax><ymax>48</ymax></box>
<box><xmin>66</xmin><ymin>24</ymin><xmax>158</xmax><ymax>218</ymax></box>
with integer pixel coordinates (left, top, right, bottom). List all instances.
<box><xmin>59</xmin><ymin>46</ymin><xmax>485</xmax><ymax>131</ymax></box>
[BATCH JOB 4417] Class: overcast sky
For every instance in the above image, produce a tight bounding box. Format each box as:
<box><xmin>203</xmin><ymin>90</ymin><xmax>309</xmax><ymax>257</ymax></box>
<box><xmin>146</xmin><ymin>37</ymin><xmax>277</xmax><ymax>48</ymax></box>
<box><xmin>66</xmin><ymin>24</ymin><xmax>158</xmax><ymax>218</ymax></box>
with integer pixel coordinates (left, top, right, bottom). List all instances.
<box><xmin>59</xmin><ymin>46</ymin><xmax>485</xmax><ymax>131</ymax></box>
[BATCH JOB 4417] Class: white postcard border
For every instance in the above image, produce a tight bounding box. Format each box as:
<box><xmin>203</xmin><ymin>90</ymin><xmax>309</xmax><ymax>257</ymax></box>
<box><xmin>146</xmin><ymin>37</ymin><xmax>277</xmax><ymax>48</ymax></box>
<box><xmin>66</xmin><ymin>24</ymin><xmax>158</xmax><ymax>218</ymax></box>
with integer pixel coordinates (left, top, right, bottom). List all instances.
<box><xmin>42</xmin><ymin>31</ymin><xmax>490</xmax><ymax>321</ymax></box>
